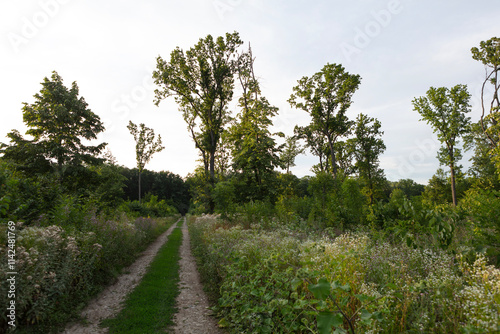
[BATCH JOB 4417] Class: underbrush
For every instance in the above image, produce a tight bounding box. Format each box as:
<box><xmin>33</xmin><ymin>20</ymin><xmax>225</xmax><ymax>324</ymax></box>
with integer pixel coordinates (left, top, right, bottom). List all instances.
<box><xmin>189</xmin><ymin>215</ymin><xmax>500</xmax><ymax>334</ymax></box>
<box><xmin>0</xmin><ymin>213</ymin><xmax>179</xmax><ymax>333</ymax></box>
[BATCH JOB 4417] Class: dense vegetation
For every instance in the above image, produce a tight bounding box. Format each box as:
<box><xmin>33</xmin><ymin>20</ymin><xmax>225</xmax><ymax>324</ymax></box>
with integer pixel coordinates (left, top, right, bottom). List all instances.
<box><xmin>0</xmin><ymin>72</ymin><xmax>185</xmax><ymax>333</ymax></box>
<box><xmin>190</xmin><ymin>215</ymin><xmax>499</xmax><ymax>333</ymax></box>
<box><xmin>0</xmin><ymin>33</ymin><xmax>499</xmax><ymax>333</ymax></box>
<box><xmin>177</xmin><ymin>34</ymin><xmax>500</xmax><ymax>333</ymax></box>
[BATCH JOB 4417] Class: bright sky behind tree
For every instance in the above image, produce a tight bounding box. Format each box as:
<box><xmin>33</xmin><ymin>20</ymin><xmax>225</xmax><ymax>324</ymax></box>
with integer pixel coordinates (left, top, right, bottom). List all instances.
<box><xmin>1</xmin><ymin>0</ymin><xmax>499</xmax><ymax>183</ymax></box>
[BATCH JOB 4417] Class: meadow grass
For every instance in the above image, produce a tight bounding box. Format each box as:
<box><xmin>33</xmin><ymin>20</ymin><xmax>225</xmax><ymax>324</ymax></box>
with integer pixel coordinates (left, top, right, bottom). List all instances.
<box><xmin>102</xmin><ymin>218</ymin><xmax>183</xmax><ymax>333</ymax></box>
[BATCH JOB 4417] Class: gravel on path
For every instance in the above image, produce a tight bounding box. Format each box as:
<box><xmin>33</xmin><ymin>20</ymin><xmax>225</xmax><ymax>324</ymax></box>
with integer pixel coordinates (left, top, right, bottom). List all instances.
<box><xmin>170</xmin><ymin>217</ymin><xmax>224</xmax><ymax>334</ymax></box>
<box><xmin>62</xmin><ymin>219</ymin><xmax>180</xmax><ymax>334</ymax></box>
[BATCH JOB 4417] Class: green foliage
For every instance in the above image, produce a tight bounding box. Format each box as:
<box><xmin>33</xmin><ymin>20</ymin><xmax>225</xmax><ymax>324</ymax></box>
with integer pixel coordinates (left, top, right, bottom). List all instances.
<box><xmin>421</xmin><ymin>168</ymin><xmax>472</xmax><ymax>207</ymax></box>
<box><xmin>0</xmin><ymin>162</ymin><xmax>59</xmax><ymax>224</ymax></box>
<box><xmin>470</xmin><ymin>37</ymin><xmax>500</xmax><ymax>169</ymax></box>
<box><xmin>236</xmin><ymin>200</ymin><xmax>275</xmax><ymax>229</ymax></box>
<box><xmin>89</xmin><ymin>162</ymin><xmax>127</xmax><ymax>211</ymax></box>
<box><xmin>281</xmin><ymin>135</ymin><xmax>305</xmax><ymax>173</ymax></box>
<box><xmin>412</xmin><ymin>84</ymin><xmax>471</xmax><ymax>205</ymax></box>
<box><xmin>275</xmin><ymin>195</ymin><xmax>311</xmax><ymax>226</ymax></box>
<box><xmin>154</xmin><ymin>32</ymin><xmax>243</xmax><ymax>184</ymax></box>
<box><xmin>190</xmin><ymin>215</ymin><xmax>500</xmax><ymax>333</ymax></box>
<box><xmin>212</xmin><ymin>180</ymin><xmax>236</xmax><ymax>218</ymax></box>
<box><xmin>391</xmin><ymin>179</ymin><xmax>425</xmax><ymax>198</ymax></box>
<box><xmin>460</xmin><ymin>188</ymin><xmax>500</xmax><ymax>264</ymax></box>
<box><xmin>228</xmin><ymin>45</ymin><xmax>284</xmax><ymax>201</ymax></box>
<box><xmin>127</xmin><ymin>121</ymin><xmax>164</xmax><ymax>203</ymax></box>
<box><xmin>465</xmin><ymin>122</ymin><xmax>500</xmax><ymax>189</ymax></box>
<box><xmin>295</xmin><ymin>124</ymin><xmax>331</xmax><ymax>173</ymax></box>
<box><xmin>307</xmin><ymin>173</ymin><xmax>367</xmax><ymax>229</ymax></box>
<box><xmin>289</xmin><ymin>63</ymin><xmax>361</xmax><ymax>177</ymax></box>
<box><xmin>185</xmin><ymin>168</ymin><xmax>213</xmax><ymax>214</ymax></box>
<box><xmin>121</xmin><ymin>194</ymin><xmax>178</xmax><ymax>218</ymax></box>
<box><xmin>121</xmin><ymin>167</ymin><xmax>190</xmax><ymax>214</ymax></box>
<box><xmin>307</xmin><ymin>277</ymin><xmax>384</xmax><ymax>334</ymax></box>
<box><xmin>1</xmin><ymin>71</ymin><xmax>106</xmax><ymax>182</ymax></box>
<box><xmin>351</xmin><ymin>114</ymin><xmax>386</xmax><ymax>205</ymax></box>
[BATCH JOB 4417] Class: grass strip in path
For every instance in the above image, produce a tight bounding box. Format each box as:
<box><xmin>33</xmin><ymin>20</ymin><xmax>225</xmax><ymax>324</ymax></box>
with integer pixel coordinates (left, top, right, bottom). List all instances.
<box><xmin>102</xmin><ymin>218</ymin><xmax>184</xmax><ymax>333</ymax></box>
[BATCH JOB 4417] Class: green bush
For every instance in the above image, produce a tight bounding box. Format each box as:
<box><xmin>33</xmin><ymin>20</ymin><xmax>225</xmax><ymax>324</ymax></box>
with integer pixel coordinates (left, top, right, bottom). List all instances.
<box><xmin>189</xmin><ymin>215</ymin><xmax>500</xmax><ymax>333</ymax></box>
<box><xmin>460</xmin><ymin>188</ymin><xmax>500</xmax><ymax>264</ymax></box>
<box><xmin>0</xmin><ymin>163</ymin><xmax>59</xmax><ymax>224</ymax></box>
<box><xmin>120</xmin><ymin>195</ymin><xmax>178</xmax><ymax>218</ymax></box>
<box><xmin>212</xmin><ymin>180</ymin><xmax>237</xmax><ymax>218</ymax></box>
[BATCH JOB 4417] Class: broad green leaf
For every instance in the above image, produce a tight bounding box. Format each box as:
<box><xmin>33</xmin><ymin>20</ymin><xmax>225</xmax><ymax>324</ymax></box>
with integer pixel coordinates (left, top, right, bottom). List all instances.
<box><xmin>308</xmin><ymin>277</ymin><xmax>331</xmax><ymax>300</ymax></box>
<box><xmin>332</xmin><ymin>280</ymin><xmax>351</xmax><ymax>292</ymax></box>
<box><xmin>355</xmin><ymin>294</ymin><xmax>375</xmax><ymax>303</ymax></box>
<box><xmin>317</xmin><ymin>311</ymin><xmax>343</xmax><ymax>334</ymax></box>
<box><xmin>360</xmin><ymin>309</ymin><xmax>372</xmax><ymax>321</ymax></box>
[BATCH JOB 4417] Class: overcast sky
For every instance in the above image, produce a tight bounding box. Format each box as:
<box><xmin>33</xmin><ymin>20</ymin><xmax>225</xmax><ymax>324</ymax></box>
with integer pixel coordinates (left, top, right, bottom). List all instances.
<box><xmin>1</xmin><ymin>0</ymin><xmax>499</xmax><ymax>184</ymax></box>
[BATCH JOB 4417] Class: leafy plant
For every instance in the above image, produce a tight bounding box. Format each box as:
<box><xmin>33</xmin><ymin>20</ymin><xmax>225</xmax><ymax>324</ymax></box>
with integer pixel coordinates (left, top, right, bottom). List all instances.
<box><xmin>306</xmin><ymin>277</ymin><xmax>384</xmax><ymax>334</ymax></box>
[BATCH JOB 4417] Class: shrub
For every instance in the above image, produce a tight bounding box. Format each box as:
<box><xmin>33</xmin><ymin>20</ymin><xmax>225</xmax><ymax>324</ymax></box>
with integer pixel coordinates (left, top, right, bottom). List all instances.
<box><xmin>460</xmin><ymin>188</ymin><xmax>500</xmax><ymax>264</ymax></box>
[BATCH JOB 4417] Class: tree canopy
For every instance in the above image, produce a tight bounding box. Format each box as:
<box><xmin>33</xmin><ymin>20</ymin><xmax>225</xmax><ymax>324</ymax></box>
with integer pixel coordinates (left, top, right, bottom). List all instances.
<box><xmin>1</xmin><ymin>71</ymin><xmax>106</xmax><ymax>181</ymax></box>
<box><xmin>127</xmin><ymin>121</ymin><xmax>164</xmax><ymax>203</ymax></box>
<box><xmin>153</xmin><ymin>32</ymin><xmax>243</xmax><ymax>184</ymax></box>
<box><xmin>289</xmin><ymin>63</ymin><xmax>361</xmax><ymax>178</ymax></box>
<box><xmin>412</xmin><ymin>85</ymin><xmax>471</xmax><ymax>206</ymax></box>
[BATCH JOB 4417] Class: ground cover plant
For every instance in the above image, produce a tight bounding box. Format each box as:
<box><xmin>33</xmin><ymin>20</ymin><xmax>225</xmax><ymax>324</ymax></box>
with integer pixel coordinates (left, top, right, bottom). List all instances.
<box><xmin>103</xmin><ymin>218</ymin><xmax>183</xmax><ymax>333</ymax></box>
<box><xmin>189</xmin><ymin>215</ymin><xmax>500</xmax><ymax>334</ymax></box>
<box><xmin>0</xmin><ymin>214</ymin><xmax>178</xmax><ymax>333</ymax></box>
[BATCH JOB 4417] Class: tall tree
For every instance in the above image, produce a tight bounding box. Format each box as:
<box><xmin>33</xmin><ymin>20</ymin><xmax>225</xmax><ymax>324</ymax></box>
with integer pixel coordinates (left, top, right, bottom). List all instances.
<box><xmin>127</xmin><ymin>121</ymin><xmax>164</xmax><ymax>203</ymax></box>
<box><xmin>0</xmin><ymin>71</ymin><xmax>106</xmax><ymax>181</ymax></box>
<box><xmin>352</xmin><ymin>113</ymin><xmax>386</xmax><ymax>205</ymax></box>
<box><xmin>294</xmin><ymin>124</ymin><xmax>330</xmax><ymax>173</ymax></box>
<box><xmin>412</xmin><ymin>85</ymin><xmax>471</xmax><ymax>206</ymax></box>
<box><xmin>228</xmin><ymin>44</ymin><xmax>284</xmax><ymax>200</ymax></box>
<box><xmin>153</xmin><ymin>32</ymin><xmax>242</xmax><ymax>186</ymax></box>
<box><xmin>289</xmin><ymin>63</ymin><xmax>361</xmax><ymax>178</ymax></box>
<box><xmin>471</xmin><ymin>37</ymin><xmax>500</xmax><ymax>166</ymax></box>
<box><xmin>280</xmin><ymin>136</ymin><xmax>304</xmax><ymax>174</ymax></box>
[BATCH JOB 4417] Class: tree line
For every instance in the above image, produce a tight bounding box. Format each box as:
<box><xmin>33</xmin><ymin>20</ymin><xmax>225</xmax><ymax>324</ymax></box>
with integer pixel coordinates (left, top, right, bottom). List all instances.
<box><xmin>0</xmin><ymin>34</ymin><xmax>499</xmax><ymax>258</ymax></box>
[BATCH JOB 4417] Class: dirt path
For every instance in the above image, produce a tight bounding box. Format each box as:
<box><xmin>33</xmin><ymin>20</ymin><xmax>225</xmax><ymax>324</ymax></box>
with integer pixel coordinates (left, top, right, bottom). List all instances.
<box><xmin>63</xmin><ymin>219</ymin><xmax>180</xmax><ymax>334</ymax></box>
<box><xmin>170</xmin><ymin>218</ymin><xmax>224</xmax><ymax>334</ymax></box>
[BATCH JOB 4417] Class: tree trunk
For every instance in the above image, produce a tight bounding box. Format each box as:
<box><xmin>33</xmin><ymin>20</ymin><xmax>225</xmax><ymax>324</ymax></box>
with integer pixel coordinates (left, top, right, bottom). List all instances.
<box><xmin>138</xmin><ymin>170</ymin><xmax>142</xmax><ymax>204</ymax></box>
<box><xmin>450</xmin><ymin>164</ymin><xmax>457</xmax><ymax>206</ymax></box>
<box><xmin>209</xmin><ymin>150</ymin><xmax>215</xmax><ymax>183</ymax></box>
<box><xmin>368</xmin><ymin>170</ymin><xmax>374</xmax><ymax>206</ymax></box>
<box><xmin>449</xmin><ymin>148</ymin><xmax>457</xmax><ymax>206</ymax></box>
<box><xmin>208</xmin><ymin>149</ymin><xmax>216</xmax><ymax>213</ymax></box>
<box><xmin>327</xmin><ymin>137</ymin><xmax>338</xmax><ymax>178</ymax></box>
